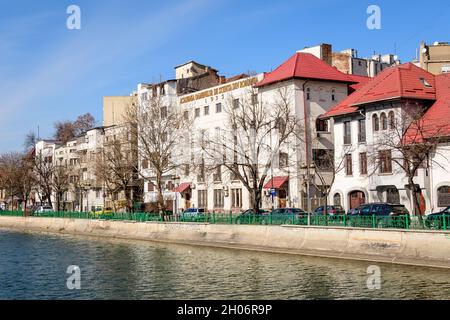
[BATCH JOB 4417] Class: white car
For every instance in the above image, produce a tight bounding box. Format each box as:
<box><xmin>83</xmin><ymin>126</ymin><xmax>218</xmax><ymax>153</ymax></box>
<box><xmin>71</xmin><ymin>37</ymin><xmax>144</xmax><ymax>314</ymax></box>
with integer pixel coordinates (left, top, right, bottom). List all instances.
<box><xmin>34</xmin><ymin>205</ymin><xmax>54</xmax><ymax>215</ymax></box>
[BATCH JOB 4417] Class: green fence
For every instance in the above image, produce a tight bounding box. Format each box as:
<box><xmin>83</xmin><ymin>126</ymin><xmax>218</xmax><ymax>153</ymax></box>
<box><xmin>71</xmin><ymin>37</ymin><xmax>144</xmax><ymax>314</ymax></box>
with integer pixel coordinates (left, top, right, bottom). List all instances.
<box><xmin>0</xmin><ymin>210</ymin><xmax>448</xmax><ymax>231</ymax></box>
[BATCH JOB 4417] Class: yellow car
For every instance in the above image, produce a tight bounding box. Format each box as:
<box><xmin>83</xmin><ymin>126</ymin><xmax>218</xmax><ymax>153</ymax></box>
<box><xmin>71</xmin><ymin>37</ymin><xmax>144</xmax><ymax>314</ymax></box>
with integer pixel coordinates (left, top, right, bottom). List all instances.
<box><xmin>93</xmin><ymin>207</ymin><xmax>114</xmax><ymax>218</ymax></box>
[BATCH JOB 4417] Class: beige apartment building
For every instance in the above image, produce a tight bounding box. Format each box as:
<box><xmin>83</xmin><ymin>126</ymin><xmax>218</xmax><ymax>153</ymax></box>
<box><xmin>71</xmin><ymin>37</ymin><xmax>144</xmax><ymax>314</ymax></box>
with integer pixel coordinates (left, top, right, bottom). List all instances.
<box><xmin>417</xmin><ymin>41</ymin><xmax>450</xmax><ymax>75</ymax></box>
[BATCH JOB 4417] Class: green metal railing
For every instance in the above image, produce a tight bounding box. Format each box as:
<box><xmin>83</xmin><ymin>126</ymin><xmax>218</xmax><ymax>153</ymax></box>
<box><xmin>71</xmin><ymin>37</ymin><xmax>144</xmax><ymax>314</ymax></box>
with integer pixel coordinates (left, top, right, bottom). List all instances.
<box><xmin>0</xmin><ymin>210</ymin><xmax>448</xmax><ymax>231</ymax></box>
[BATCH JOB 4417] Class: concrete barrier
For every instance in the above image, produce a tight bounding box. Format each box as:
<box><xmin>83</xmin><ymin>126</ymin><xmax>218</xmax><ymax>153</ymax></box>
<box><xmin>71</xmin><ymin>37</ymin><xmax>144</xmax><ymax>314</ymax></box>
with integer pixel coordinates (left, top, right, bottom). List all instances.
<box><xmin>1</xmin><ymin>216</ymin><xmax>450</xmax><ymax>269</ymax></box>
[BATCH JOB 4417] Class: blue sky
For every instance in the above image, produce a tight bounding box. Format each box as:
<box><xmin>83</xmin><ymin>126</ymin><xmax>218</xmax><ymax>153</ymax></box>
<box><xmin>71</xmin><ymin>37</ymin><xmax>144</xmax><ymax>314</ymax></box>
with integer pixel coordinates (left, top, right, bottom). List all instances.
<box><xmin>0</xmin><ymin>0</ymin><xmax>449</xmax><ymax>152</ymax></box>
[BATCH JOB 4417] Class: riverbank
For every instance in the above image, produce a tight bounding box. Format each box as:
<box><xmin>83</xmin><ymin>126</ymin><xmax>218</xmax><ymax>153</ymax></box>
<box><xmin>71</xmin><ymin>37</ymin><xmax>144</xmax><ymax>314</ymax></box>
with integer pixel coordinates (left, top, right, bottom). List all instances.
<box><xmin>1</xmin><ymin>216</ymin><xmax>450</xmax><ymax>269</ymax></box>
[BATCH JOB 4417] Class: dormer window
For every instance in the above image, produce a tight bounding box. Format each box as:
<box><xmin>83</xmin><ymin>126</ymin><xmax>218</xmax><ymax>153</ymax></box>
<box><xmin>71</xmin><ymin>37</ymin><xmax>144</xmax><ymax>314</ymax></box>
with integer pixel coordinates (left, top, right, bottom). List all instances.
<box><xmin>420</xmin><ymin>77</ymin><xmax>432</xmax><ymax>88</ymax></box>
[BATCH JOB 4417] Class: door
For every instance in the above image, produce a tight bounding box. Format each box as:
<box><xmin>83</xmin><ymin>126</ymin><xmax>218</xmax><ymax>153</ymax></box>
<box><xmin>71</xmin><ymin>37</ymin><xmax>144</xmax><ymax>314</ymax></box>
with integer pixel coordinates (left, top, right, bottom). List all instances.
<box><xmin>349</xmin><ymin>191</ymin><xmax>366</xmax><ymax>209</ymax></box>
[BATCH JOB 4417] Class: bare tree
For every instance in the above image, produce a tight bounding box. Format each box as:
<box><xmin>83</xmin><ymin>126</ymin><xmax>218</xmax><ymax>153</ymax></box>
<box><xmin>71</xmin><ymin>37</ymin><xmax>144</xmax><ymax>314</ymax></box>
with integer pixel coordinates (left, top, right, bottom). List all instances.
<box><xmin>54</xmin><ymin>113</ymin><xmax>96</xmax><ymax>143</ymax></box>
<box><xmin>96</xmin><ymin>132</ymin><xmax>139</xmax><ymax>213</ymax></box>
<box><xmin>33</xmin><ymin>151</ymin><xmax>54</xmax><ymax>208</ymax></box>
<box><xmin>201</xmin><ymin>86</ymin><xmax>303</xmax><ymax>213</ymax></box>
<box><xmin>52</xmin><ymin>161</ymin><xmax>69</xmax><ymax>211</ymax></box>
<box><xmin>368</xmin><ymin>109</ymin><xmax>448</xmax><ymax>222</ymax></box>
<box><xmin>24</xmin><ymin>131</ymin><xmax>37</xmax><ymax>151</ymax></box>
<box><xmin>312</xmin><ymin>145</ymin><xmax>352</xmax><ymax>214</ymax></box>
<box><xmin>127</xmin><ymin>94</ymin><xmax>192</xmax><ymax>216</ymax></box>
<box><xmin>0</xmin><ymin>152</ymin><xmax>35</xmax><ymax>212</ymax></box>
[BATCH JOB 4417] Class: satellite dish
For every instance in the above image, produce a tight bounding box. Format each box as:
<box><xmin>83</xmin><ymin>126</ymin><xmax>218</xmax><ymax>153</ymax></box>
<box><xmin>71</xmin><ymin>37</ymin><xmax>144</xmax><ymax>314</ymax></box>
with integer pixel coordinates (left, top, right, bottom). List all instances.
<box><xmin>422</xmin><ymin>47</ymin><xmax>428</xmax><ymax>54</ymax></box>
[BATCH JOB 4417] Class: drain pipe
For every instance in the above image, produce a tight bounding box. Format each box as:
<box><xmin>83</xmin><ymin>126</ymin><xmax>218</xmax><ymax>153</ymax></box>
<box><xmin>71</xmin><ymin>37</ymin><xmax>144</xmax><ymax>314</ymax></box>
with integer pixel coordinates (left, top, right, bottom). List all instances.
<box><xmin>302</xmin><ymin>80</ymin><xmax>311</xmax><ymax>224</ymax></box>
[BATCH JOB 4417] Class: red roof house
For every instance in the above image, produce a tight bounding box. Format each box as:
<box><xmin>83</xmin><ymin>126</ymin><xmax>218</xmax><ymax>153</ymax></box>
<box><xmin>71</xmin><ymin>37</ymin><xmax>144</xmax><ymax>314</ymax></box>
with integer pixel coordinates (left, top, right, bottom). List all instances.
<box><xmin>256</xmin><ymin>52</ymin><xmax>358</xmax><ymax>87</ymax></box>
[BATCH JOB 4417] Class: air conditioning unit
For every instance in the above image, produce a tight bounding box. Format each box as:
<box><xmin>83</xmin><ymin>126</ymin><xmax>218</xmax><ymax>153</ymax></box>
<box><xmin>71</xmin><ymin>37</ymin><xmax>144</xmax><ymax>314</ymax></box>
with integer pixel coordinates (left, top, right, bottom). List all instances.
<box><xmin>222</xmin><ymin>186</ymin><xmax>229</xmax><ymax>191</ymax></box>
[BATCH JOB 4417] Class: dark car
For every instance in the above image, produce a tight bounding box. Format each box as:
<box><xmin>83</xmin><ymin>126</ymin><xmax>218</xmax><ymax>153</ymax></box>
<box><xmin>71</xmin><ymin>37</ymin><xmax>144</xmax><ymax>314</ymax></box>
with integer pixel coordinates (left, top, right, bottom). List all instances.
<box><xmin>347</xmin><ymin>203</ymin><xmax>410</xmax><ymax>228</ymax></box>
<box><xmin>313</xmin><ymin>205</ymin><xmax>345</xmax><ymax>216</ymax></box>
<box><xmin>240</xmin><ymin>209</ymin><xmax>269</xmax><ymax>216</ymax></box>
<box><xmin>271</xmin><ymin>208</ymin><xmax>308</xmax><ymax>216</ymax></box>
<box><xmin>425</xmin><ymin>206</ymin><xmax>450</xmax><ymax>229</ymax></box>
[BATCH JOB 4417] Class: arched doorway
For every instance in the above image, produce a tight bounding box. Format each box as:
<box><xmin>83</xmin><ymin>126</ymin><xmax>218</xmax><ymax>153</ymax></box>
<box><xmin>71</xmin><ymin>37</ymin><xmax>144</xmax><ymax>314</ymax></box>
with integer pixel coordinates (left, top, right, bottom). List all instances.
<box><xmin>349</xmin><ymin>191</ymin><xmax>366</xmax><ymax>209</ymax></box>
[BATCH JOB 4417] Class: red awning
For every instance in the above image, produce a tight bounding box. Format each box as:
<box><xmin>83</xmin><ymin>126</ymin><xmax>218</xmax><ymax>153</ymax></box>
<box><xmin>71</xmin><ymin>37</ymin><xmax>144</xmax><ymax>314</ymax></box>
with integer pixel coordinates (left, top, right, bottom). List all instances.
<box><xmin>264</xmin><ymin>176</ymin><xmax>289</xmax><ymax>189</ymax></box>
<box><xmin>174</xmin><ymin>182</ymin><xmax>191</xmax><ymax>193</ymax></box>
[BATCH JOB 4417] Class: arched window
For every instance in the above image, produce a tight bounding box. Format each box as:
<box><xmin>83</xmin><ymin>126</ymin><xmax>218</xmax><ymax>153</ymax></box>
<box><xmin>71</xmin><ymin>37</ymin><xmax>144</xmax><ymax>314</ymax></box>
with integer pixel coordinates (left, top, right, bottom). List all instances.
<box><xmin>316</xmin><ymin>118</ymin><xmax>328</xmax><ymax>132</ymax></box>
<box><xmin>381</xmin><ymin>113</ymin><xmax>387</xmax><ymax>130</ymax></box>
<box><xmin>331</xmin><ymin>89</ymin><xmax>336</xmax><ymax>101</ymax></box>
<box><xmin>333</xmin><ymin>193</ymin><xmax>341</xmax><ymax>206</ymax></box>
<box><xmin>388</xmin><ymin>111</ymin><xmax>395</xmax><ymax>129</ymax></box>
<box><xmin>306</xmin><ymin>88</ymin><xmax>311</xmax><ymax>101</ymax></box>
<box><xmin>437</xmin><ymin>186</ymin><xmax>450</xmax><ymax>207</ymax></box>
<box><xmin>372</xmin><ymin>114</ymin><xmax>380</xmax><ymax>132</ymax></box>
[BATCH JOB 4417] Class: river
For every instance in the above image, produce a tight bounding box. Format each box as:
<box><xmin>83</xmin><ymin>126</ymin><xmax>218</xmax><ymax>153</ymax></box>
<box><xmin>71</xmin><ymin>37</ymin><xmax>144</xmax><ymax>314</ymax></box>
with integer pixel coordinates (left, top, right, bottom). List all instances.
<box><xmin>0</xmin><ymin>229</ymin><xmax>449</xmax><ymax>300</ymax></box>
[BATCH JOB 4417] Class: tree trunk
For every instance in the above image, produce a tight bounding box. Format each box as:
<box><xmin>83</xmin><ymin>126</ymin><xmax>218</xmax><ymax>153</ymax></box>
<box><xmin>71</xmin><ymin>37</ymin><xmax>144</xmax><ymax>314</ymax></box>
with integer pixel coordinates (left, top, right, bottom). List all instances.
<box><xmin>409</xmin><ymin>176</ymin><xmax>423</xmax><ymax>224</ymax></box>
<box><xmin>156</xmin><ymin>171</ymin><xmax>165</xmax><ymax>218</ymax></box>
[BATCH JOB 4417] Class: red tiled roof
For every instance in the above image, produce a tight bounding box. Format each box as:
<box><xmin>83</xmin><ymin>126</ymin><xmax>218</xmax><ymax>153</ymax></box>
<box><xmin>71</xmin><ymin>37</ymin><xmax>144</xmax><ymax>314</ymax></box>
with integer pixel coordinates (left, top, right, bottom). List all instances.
<box><xmin>264</xmin><ymin>176</ymin><xmax>289</xmax><ymax>189</ymax></box>
<box><xmin>347</xmin><ymin>74</ymin><xmax>371</xmax><ymax>93</ymax></box>
<box><xmin>404</xmin><ymin>73</ymin><xmax>450</xmax><ymax>143</ymax></box>
<box><xmin>174</xmin><ymin>182</ymin><xmax>191</xmax><ymax>193</ymax></box>
<box><xmin>323</xmin><ymin>63</ymin><xmax>437</xmax><ymax>118</ymax></box>
<box><xmin>256</xmin><ymin>53</ymin><xmax>356</xmax><ymax>87</ymax></box>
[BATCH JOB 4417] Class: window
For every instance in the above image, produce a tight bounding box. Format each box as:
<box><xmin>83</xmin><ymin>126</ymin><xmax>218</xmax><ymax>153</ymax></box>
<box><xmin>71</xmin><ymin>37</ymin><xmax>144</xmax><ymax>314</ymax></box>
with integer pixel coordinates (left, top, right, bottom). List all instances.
<box><xmin>213</xmin><ymin>166</ymin><xmax>222</xmax><ymax>182</ymax></box>
<box><xmin>331</xmin><ymin>89</ymin><xmax>336</xmax><ymax>101</ymax></box>
<box><xmin>231</xmin><ymin>188</ymin><xmax>243</xmax><ymax>208</ymax></box>
<box><xmin>142</xmin><ymin>159</ymin><xmax>149</xmax><ymax>169</ymax></box>
<box><xmin>160</xmin><ymin>85</ymin><xmax>165</xmax><ymax>96</ymax></box>
<box><xmin>279</xmin><ymin>152</ymin><xmax>289</xmax><ymax>168</ymax></box>
<box><xmin>313</xmin><ymin>149</ymin><xmax>333</xmax><ymax>170</ymax></box>
<box><xmin>233</xmin><ymin>99</ymin><xmax>240</xmax><ymax>109</ymax></box>
<box><xmin>216</xmin><ymin>103</ymin><xmax>222</xmax><ymax>113</ymax></box>
<box><xmin>306</xmin><ymin>88</ymin><xmax>311</xmax><ymax>100</ymax></box>
<box><xmin>204</xmin><ymin>105</ymin><xmax>209</xmax><ymax>116</ymax></box>
<box><xmin>184</xmin><ymin>164</ymin><xmax>190</xmax><ymax>176</ymax></box>
<box><xmin>359</xmin><ymin>152</ymin><xmax>368</xmax><ymax>175</ymax></box>
<box><xmin>316</xmin><ymin>118</ymin><xmax>328</xmax><ymax>132</ymax></box>
<box><xmin>372</xmin><ymin>114</ymin><xmax>379</xmax><ymax>131</ymax></box>
<box><xmin>160</xmin><ymin>106</ymin><xmax>168</xmax><ymax>119</ymax></box>
<box><xmin>379</xmin><ymin>150</ymin><xmax>392</xmax><ymax>174</ymax></box>
<box><xmin>251</xmin><ymin>93</ymin><xmax>258</xmax><ymax>105</ymax></box>
<box><xmin>381</xmin><ymin>112</ymin><xmax>387</xmax><ymax>130</ymax></box>
<box><xmin>344</xmin><ymin>121</ymin><xmax>352</xmax><ymax>145</ymax></box>
<box><xmin>141</xmin><ymin>92</ymin><xmax>148</xmax><ymax>101</ymax></box>
<box><xmin>358</xmin><ymin>119</ymin><xmax>366</xmax><ymax>143</ymax></box>
<box><xmin>195</xmin><ymin>108</ymin><xmax>200</xmax><ymax>118</ymax></box>
<box><xmin>183</xmin><ymin>111</ymin><xmax>189</xmax><ymax>120</ymax></box>
<box><xmin>198</xmin><ymin>190</ymin><xmax>208</xmax><ymax>208</ymax></box>
<box><xmin>388</xmin><ymin>111</ymin><xmax>395</xmax><ymax>129</ymax></box>
<box><xmin>213</xmin><ymin>189</ymin><xmax>224</xmax><ymax>208</ymax></box>
<box><xmin>333</xmin><ymin>193</ymin><xmax>342</xmax><ymax>206</ymax></box>
<box><xmin>345</xmin><ymin>154</ymin><xmax>353</xmax><ymax>176</ymax></box>
<box><xmin>438</xmin><ymin>186</ymin><xmax>450</xmax><ymax>207</ymax></box>
<box><xmin>198</xmin><ymin>158</ymin><xmax>205</xmax><ymax>182</ymax></box>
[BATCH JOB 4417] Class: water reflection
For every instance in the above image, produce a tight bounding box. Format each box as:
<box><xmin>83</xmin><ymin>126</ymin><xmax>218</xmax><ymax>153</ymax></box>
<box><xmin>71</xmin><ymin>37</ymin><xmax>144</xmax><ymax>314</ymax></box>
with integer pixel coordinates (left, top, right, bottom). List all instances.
<box><xmin>0</xmin><ymin>229</ymin><xmax>449</xmax><ymax>300</ymax></box>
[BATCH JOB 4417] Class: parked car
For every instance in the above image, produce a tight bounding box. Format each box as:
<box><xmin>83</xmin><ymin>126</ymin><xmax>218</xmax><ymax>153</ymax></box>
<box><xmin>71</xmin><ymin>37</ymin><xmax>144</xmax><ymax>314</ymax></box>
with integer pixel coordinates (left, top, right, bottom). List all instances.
<box><xmin>271</xmin><ymin>208</ymin><xmax>308</xmax><ymax>216</ymax></box>
<box><xmin>94</xmin><ymin>207</ymin><xmax>114</xmax><ymax>218</ymax></box>
<box><xmin>348</xmin><ymin>203</ymin><xmax>409</xmax><ymax>217</ymax></box>
<box><xmin>33</xmin><ymin>205</ymin><xmax>54</xmax><ymax>215</ymax></box>
<box><xmin>347</xmin><ymin>203</ymin><xmax>410</xmax><ymax>228</ymax></box>
<box><xmin>425</xmin><ymin>206</ymin><xmax>450</xmax><ymax>229</ymax></box>
<box><xmin>240</xmin><ymin>209</ymin><xmax>269</xmax><ymax>216</ymax></box>
<box><xmin>181</xmin><ymin>208</ymin><xmax>206</xmax><ymax>219</ymax></box>
<box><xmin>313</xmin><ymin>205</ymin><xmax>345</xmax><ymax>216</ymax></box>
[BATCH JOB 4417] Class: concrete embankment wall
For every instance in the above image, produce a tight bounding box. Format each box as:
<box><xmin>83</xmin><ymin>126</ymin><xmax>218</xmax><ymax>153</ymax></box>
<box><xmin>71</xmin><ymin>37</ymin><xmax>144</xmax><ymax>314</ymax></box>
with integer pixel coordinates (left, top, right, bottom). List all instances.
<box><xmin>1</xmin><ymin>216</ymin><xmax>450</xmax><ymax>269</ymax></box>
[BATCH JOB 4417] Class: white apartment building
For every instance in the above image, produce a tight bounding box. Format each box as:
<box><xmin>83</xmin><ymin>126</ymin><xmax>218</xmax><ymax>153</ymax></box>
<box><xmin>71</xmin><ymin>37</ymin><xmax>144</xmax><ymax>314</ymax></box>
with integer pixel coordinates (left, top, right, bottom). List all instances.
<box><xmin>324</xmin><ymin>63</ymin><xmax>450</xmax><ymax>215</ymax></box>
<box><xmin>138</xmin><ymin>52</ymin><xmax>364</xmax><ymax>213</ymax></box>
